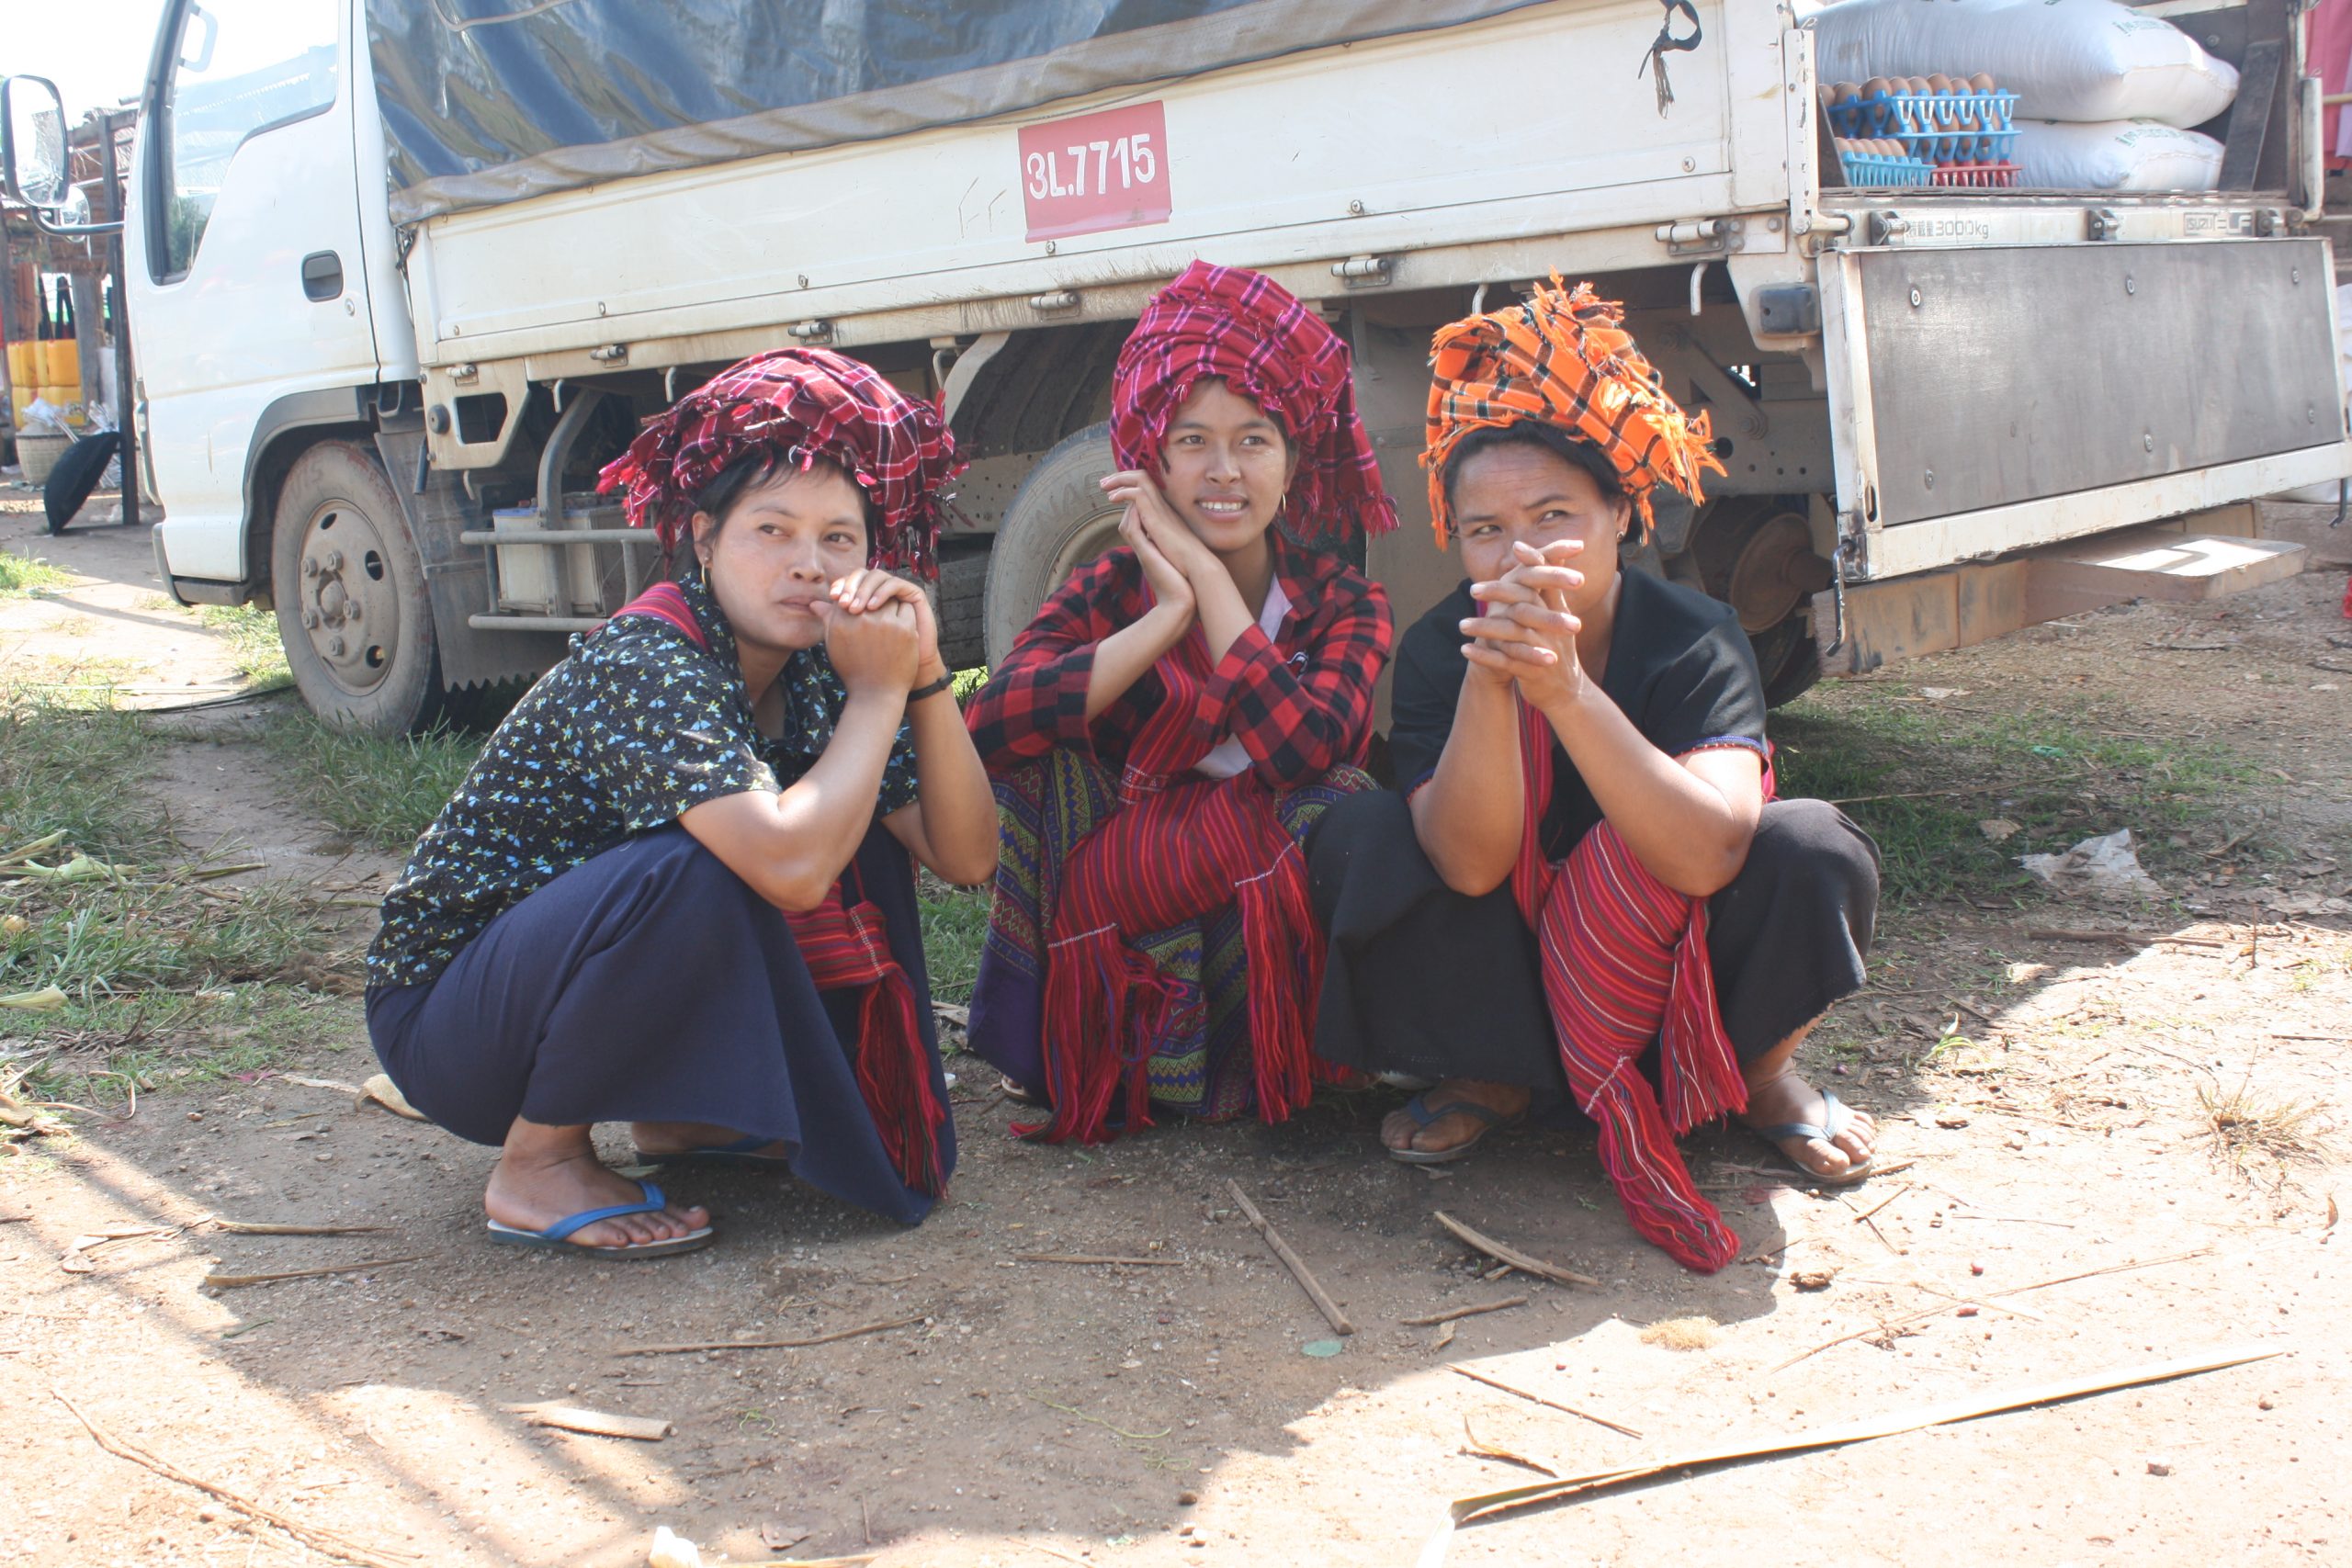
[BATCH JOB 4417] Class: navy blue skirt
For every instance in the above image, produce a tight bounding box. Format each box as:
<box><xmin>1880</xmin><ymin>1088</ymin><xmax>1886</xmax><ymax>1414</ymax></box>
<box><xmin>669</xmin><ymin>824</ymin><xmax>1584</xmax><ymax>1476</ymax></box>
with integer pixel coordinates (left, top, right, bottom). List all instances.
<box><xmin>365</xmin><ymin>823</ymin><xmax>955</xmax><ymax>1226</ymax></box>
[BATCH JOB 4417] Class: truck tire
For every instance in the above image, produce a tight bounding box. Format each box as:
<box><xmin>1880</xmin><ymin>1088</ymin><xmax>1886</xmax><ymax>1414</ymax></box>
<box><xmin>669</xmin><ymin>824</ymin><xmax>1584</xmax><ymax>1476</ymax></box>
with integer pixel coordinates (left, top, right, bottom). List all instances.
<box><xmin>983</xmin><ymin>423</ymin><xmax>1123</xmax><ymax>667</ymax></box>
<box><xmin>935</xmin><ymin>544</ymin><xmax>989</xmax><ymax>672</ymax></box>
<box><xmin>1690</xmin><ymin>496</ymin><xmax>1830</xmax><ymax>709</ymax></box>
<box><xmin>271</xmin><ymin>441</ymin><xmax>444</xmax><ymax>736</ymax></box>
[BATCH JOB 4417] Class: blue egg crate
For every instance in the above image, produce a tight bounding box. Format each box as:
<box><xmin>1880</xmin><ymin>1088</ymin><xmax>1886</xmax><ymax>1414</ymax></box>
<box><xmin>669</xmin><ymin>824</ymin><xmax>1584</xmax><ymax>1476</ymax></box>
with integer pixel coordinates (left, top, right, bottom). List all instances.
<box><xmin>1828</xmin><ymin>90</ymin><xmax>2018</xmax><ymax>166</ymax></box>
<box><xmin>1837</xmin><ymin>151</ymin><xmax>1934</xmax><ymax>188</ymax></box>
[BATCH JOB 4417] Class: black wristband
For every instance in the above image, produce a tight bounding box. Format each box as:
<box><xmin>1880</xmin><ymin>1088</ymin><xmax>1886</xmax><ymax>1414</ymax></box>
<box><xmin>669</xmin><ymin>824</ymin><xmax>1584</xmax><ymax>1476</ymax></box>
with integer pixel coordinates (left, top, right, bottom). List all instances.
<box><xmin>908</xmin><ymin>671</ymin><xmax>955</xmax><ymax>704</ymax></box>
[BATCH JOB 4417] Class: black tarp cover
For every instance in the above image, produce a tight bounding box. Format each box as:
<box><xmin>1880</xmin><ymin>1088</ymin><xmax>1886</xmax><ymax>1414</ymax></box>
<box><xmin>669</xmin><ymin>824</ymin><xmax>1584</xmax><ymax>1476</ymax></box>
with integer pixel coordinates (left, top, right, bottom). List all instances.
<box><xmin>370</xmin><ymin>0</ymin><xmax>1550</xmax><ymax>223</ymax></box>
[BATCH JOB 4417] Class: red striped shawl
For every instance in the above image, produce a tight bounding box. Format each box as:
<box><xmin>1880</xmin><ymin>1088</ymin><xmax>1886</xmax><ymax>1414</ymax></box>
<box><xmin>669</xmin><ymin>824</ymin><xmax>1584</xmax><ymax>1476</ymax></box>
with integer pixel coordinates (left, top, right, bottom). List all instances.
<box><xmin>1508</xmin><ymin>701</ymin><xmax>1770</xmax><ymax>1272</ymax></box>
<box><xmin>1029</xmin><ymin>621</ymin><xmax>1337</xmax><ymax>1143</ymax></box>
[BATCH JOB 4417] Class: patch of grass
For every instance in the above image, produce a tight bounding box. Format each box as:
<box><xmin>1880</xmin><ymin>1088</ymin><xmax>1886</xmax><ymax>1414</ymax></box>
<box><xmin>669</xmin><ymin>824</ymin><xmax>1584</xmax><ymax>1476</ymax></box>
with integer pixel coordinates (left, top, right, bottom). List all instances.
<box><xmin>1639</xmin><ymin>1315</ymin><xmax>1720</xmax><ymax>1351</ymax></box>
<box><xmin>919</xmin><ymin>873</ymin><xmax>990</xmax><ymax>1009</ymax></box>
<box><xmin>262</xmin><ymin>717</ymin><xmax>482</xmax><ymax>852</ymax></box>
<box><xmin>0</xmin><ymin>689</ymin><xmax>357</xmax><ymax>1108</ymax></box>
<box><xmin>2198</xmin><ymin>1075</ymin><xmax>2334</xmax><ymax>1182</ymax></box>
<box><xmin>1772</xmin><ymin>682</ymin><xmax>2262</xmax><ymax>905</ymax></box>
<box><xmin>0</xmin><ymin>550</ymin><xmax>70</xmax><ymax>597</ymax></box>
<box><xmin>196</xmin><ymin>604</ymin><xmax>293</xmax><ymax>690</ymax></box>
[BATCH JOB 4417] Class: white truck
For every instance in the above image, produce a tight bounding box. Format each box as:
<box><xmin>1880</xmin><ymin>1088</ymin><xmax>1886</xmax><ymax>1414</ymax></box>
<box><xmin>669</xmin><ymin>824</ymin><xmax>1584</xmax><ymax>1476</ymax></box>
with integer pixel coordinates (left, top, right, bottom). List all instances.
<box><xmin>3</xmin><ymin>0</ymin><xmax>2338</xmax><ymax>734</ymax></box>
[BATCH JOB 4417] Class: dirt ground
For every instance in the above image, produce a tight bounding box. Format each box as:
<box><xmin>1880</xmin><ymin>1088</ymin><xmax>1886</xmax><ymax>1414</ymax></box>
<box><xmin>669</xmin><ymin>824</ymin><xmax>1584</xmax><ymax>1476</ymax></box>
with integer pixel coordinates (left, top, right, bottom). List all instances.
<box><xmin>2</xmin><ymin>491</ymin><xmax>2346</xmax><ymax>1568</ymax></box>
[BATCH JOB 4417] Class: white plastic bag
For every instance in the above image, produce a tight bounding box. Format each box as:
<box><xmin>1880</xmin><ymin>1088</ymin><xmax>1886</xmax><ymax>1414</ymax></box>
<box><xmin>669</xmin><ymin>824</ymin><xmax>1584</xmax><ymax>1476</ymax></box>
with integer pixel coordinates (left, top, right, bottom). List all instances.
<box><xmin>1811</xmin><ymin>0</ymin><xmax>2239</xmax><ymax>128</ymax></box>
<box><xmin>2020</xmin><ymin>829</ymin><xmax>2165</xmax><ymax>901</ymax></box>
<box><xmin>2013</xmin><ymin>118</ymin><xmax>2223</xmax><ymax>190</ymax></box>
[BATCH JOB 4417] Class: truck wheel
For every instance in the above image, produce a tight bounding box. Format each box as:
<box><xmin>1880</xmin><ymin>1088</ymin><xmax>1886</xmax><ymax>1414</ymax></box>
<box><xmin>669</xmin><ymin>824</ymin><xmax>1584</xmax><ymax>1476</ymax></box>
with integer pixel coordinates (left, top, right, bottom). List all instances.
<box><xmin>935</xmin><ymin>544</ymin><xmax>989</xmax><ymax>672</ymax></box>
<box><xmin>1691</xmin><ymin>497</ymin><xmax>1832</xmax><ymax>709</ymax></box>
<box><xmin>271</xmin><ymin>441</ymin><xmax>442</xmax><ymax>736</ymax></box>
<box><xmin>983</xmin><ymin>423</ymin><xmax>1122</xmax><ymax>667</ymax></box>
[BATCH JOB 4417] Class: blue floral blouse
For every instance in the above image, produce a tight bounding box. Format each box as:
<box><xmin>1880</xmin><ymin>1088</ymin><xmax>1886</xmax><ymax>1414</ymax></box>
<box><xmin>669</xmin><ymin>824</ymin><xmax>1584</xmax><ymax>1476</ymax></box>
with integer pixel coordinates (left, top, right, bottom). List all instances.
<box><xmin>365</xmin><ymin>571</ymin><xmax>920</xmax><ymax>987</ymax></box>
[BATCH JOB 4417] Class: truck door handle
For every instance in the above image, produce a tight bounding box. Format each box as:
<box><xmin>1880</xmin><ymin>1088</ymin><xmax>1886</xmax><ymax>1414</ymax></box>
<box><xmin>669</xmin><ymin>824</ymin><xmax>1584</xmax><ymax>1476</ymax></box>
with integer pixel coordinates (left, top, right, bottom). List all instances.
<box><xmin>300</xmin><ymin>251</ymin><xmax>344</xmax><ymax>301</ymax></box>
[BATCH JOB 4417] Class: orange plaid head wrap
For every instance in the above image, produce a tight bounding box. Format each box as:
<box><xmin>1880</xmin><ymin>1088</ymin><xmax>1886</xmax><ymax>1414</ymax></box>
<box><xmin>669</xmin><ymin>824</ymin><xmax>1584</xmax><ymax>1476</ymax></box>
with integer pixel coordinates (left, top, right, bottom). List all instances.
<box><xmin>1422</xmin><ymin>277</ymin><xmax>1724</xmax><ymax>547</ymax></box>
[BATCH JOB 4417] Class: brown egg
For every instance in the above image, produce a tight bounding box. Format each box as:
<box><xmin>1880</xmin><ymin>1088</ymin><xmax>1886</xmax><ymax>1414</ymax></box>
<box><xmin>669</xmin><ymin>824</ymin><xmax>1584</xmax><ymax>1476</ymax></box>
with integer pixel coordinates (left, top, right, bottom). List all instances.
<box><xmin>1863</xmin><ymin>76</ymin><xmax>1890</xmax><ymax>100</ymax></box>
<box><xmin>1969</xmin><ymin>72</ymin><xmax>1996</xmax><ymax>93</ymax></box>
<box><xmin>1926</xmin><ymin>73</ymin><xmax>1953</xmax><ymax>95</ymax></box>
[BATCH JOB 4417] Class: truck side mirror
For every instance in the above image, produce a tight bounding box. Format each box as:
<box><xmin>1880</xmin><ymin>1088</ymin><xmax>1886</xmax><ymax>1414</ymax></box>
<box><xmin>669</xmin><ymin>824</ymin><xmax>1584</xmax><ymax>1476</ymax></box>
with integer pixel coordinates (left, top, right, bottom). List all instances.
<box><xmin>2</xmin><ymin>74</ymin><xmax>72</xmax><ymax>211</ymax></box>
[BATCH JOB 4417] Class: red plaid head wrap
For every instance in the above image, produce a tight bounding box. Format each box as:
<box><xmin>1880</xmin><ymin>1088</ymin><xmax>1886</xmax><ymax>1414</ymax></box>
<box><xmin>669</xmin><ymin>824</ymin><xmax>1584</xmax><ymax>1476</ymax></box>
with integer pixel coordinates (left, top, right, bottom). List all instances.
<box><xmin>1423</xmin><ymin>277</ymin><xmax>1724</xmax><ymax>547</ymax></box>
<box><xmin>1111</xmin><ymin>261</ymin><xmax>1397</xmax><ymax>545</ymax></box>
<box><xmin>596</xmin><ymin>347</ymin><xmax>963</xmax><ymax>579</ymax></box>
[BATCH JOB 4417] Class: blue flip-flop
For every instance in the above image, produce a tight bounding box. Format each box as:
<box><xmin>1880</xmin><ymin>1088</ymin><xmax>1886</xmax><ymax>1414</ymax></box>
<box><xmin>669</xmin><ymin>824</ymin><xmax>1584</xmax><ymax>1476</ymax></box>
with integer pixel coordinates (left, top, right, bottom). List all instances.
<box><xmin>629</xmin><ymin>1134</ymin><xmax>793</xmax><ymax>1171</ymax></box>
<box><xmin>1747</xmin><ymin>1089</ymin><xmax>1877</xmax><ymax>1187</ymax></box>
<box><xmin>1387</xmin><ymin>1092</ymin><xmax>1524</xmax><ymax>1166</ymax></box>
<box><xmin>485</xmin><ymin>1179</ymin><xmax>714</xmax><ymax>1258</ymax></box>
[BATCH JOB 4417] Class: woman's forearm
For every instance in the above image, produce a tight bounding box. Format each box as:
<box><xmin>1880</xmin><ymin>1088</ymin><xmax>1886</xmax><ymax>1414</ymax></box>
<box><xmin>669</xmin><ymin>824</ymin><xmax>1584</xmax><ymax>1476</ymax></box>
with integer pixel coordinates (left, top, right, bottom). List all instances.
<box><xmin>1083</xmin><ymin>605</ymin><xmax>1192</xmax><ymax>720</ymax></box>
<box><xmin>1408</xmin><ymin>674</ymin><xmax>1526</xmax><ymax>896</ymax></box>
<box><xmin>899</xmin><ymin>688</ymin><xmax>999</xmax><ymax>885</ymax></box>
<box><xmin>1540</xmin><ymin>684</ymin><xmax>1756</xmax><ymax>896</ymax></box>
<box><xmin>682</xmin><ymin>690</ymin><xmax>907</xmax><ymax>911</ymax></box>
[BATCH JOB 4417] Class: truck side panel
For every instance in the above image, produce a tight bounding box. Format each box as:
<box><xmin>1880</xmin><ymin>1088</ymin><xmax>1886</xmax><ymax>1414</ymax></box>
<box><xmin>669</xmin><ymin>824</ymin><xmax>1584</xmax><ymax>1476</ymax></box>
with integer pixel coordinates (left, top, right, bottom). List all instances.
<box><xmin>405</xmin><ymin>2</ymin><xmax>1764</xmax><ymax>368</ymax></box>
<box><xmin>1820</xmin><ymin>238</ymin><xmax>2349</xmax><ymax>579</ymax></box>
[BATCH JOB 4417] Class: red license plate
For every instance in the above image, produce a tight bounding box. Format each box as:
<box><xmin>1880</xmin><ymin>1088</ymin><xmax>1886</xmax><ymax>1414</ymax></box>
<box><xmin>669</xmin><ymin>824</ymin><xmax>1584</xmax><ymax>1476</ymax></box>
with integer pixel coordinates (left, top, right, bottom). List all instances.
<box><xmin>1018</xmin><ymin>101</ymin><xmax>1173</xmax><ymax>243</ymax></box>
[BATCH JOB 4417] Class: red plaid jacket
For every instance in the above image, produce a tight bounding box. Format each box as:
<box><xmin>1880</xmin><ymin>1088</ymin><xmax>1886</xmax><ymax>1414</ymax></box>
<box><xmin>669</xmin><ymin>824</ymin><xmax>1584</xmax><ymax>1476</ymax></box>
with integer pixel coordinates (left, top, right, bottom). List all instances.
<box><xmin>967</xmin><ymin>536</ymin><xmax>1392</xmax><ymax>790</ymax></box>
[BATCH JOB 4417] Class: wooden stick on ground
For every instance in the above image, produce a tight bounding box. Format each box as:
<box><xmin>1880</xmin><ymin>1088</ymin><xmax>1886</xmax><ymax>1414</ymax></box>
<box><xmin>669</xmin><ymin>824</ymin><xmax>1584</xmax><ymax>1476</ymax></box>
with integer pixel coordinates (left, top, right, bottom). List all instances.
<box><xmin>202</xmin><ymin>1254</ymin><xmax>429</xmax><ymax>1290</ymax></box>
<box><xmin>1012</xmin><ymin>1253</ymin><xmax>1183</xmax><ymax>1268</ymax></box>
<box><xmin>52</xmin><ymin>1389</ymin><xmax>416</xmax><ymax>1568</ymax></box>
<box><xmin>1401</xmin><ymin>1295</ymin><xmax>1529</xmax><ymax>1328</ymax></box>
<box><xmin>1441</xmin><ymin>1346</ymin><xmax>2282</xmax><ymax>1531</ymax></box>
<box><xmin>2022</xmin><ymin>929</ymin><xmax>2228</xmax><ymax>948</ymax></box>
<box><xmin>1227</xmin><ymin>1179</ymin><xmax>1352</xmax><ymax>1337</ymax></box>
<box><xmin>1431</xmin><ymin>1212</ymin><xmax>1600</xmax><ymax>1290</ymax></box>
<box><xmin>616</xmin><ymin>1314</ymin><xmax>925</xmax><ymax>1358</ymax></box>
<box><xmin>211</xmin><ymin>1219</ymin><xmax>392</xmax><ymax>1236</ymax></box>
<box><xmin>506</xmin><ymin>1402</ymin><xmax>673</xmax><ymax>1441</ymax></box>
<box><xmin>1447</xmin><ymin>1364</ymin><xmax>1643</xmax><ymax>1440</ymax></box>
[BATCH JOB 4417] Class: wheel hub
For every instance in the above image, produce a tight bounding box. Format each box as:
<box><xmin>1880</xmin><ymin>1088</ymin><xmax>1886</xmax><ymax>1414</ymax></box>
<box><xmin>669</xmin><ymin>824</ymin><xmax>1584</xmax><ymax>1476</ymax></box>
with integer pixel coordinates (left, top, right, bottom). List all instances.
<box><xmin>1724</xmin><ymin>511</ymin><xmax>1832</xmax><ymax>634</ymax></box>
<box><xmin>294</xmin><ymin>502</ymin><xmax>400</xmax><ymax>695</ymax></box>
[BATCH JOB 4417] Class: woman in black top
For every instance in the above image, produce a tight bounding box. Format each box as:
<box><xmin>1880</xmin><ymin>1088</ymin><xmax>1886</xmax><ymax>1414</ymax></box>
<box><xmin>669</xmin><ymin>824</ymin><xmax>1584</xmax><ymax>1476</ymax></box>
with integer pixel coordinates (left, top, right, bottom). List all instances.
<box><xmin>1307</xmin><ymin>284</ymin><xmax>1880</xmax><ymax>1269</ymax></box>
<box><xmin>365</xmin><ymin>350</ymin><xmax>996</xmax><ymax>1258</ymax></box>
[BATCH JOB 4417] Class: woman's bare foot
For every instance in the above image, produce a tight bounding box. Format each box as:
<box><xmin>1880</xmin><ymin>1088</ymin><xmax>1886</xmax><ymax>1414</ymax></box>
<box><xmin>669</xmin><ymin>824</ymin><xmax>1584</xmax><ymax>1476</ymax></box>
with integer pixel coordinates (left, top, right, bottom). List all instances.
<box><xmin>489</xmin><ymin>1119</ymin><xmax>709</xmax><ymax>1249</ymax></box>
<box><xmin>1381</xmin><ymin>1078</ymin><xmax>1532</xmax><ymax>1157</ymax></box>
<box><xmin>628</xmin><ymin>1119</ymin><xmax>790</xmax><ymax>1160</ymax></box>
<box><xmin>1739</xmin><ymin>1067</ymin><xmax>1876</xmax><ymax>1180</ymax></box>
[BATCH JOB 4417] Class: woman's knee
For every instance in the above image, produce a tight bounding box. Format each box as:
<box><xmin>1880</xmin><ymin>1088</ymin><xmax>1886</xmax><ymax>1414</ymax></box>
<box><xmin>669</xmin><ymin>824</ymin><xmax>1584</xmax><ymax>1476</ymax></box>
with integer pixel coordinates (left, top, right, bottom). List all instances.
<box><xmin>1751</xmin><ymin>800</ymin><xmax>1880</xmax><ymax>890</ymax></box>
<box><xmin>628</xmin><ymin>827</ymin><xmax>773</xmax><ymax>927</ymax></box>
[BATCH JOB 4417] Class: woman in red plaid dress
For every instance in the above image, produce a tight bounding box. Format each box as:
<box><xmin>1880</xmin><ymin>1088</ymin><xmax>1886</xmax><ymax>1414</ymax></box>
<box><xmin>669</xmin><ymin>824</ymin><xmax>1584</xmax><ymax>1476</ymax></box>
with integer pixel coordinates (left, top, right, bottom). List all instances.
<box><xmin>963</xmin><ymin>263</ymin><xmax>1396</xmax><ymax>1143</ymax></box>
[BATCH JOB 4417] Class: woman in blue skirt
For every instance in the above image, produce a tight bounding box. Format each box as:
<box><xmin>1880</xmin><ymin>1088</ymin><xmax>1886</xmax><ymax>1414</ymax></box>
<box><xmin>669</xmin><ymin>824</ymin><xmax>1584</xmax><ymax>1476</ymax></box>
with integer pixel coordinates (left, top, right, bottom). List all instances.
<box><xmin>363</xmin><ymin>350</ymin><xmax>997</xmax><ymax>1258</ymax></box>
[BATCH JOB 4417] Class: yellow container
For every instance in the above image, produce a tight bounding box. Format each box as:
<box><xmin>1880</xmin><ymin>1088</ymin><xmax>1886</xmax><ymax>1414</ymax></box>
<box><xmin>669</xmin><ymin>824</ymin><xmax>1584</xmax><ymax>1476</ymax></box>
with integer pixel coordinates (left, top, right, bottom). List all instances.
<box><xmin>41</xmin><ymin>338</ymin><xmax>79</xmax><ymax>387</ymax></box>
<box><xmin>9</xmin><ymin>387</ymin><xmax>34</xmax><ymax>431</ymax></box>
<box><xmin>5</xmin><ymin>341</ymin><xmax>34</xmax><ymax>391</ymax></box>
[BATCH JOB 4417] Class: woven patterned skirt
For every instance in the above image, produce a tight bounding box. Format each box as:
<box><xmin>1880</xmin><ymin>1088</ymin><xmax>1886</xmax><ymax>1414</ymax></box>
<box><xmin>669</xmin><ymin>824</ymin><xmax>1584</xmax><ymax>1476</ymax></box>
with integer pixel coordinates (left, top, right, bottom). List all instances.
<box><xmin>967</xmin><ymin>749</ymin><xmax>1373</xmax><ymax>1122</ymax></box>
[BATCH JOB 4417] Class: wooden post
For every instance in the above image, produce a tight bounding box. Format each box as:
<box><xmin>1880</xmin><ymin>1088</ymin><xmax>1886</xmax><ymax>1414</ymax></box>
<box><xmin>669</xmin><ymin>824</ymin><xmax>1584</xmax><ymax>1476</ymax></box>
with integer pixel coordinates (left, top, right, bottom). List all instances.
<box><xmin>0</xmin><ymin>220</ymin><xmax>24</xmax><ymax>416</ymax></box>
<box><xmin>98</xmin><ymin>111</ymin><xmax>137</xmax><ymax>529</ymax></box>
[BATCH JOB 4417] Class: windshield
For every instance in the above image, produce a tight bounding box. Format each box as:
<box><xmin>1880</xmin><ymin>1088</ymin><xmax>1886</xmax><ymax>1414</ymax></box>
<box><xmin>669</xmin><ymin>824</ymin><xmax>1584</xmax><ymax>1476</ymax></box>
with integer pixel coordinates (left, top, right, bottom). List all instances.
<box><xmin>153</xmin><ymin>0</ymin><xmax>339</xmax><ymax>278</ymax></box>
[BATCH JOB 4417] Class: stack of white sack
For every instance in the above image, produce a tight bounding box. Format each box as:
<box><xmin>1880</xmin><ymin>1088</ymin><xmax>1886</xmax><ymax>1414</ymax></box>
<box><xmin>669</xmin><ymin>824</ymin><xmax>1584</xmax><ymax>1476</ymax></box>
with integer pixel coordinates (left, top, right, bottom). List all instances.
<box><xmin>2012</xmin><ymin>118</ymin><xmax>2224</xmax><ymax>190</ymax></box>
<box><xmin>1809</xmin><ymin>0</ymin><xmax>2239</xmax><ymax>127</ymax></box>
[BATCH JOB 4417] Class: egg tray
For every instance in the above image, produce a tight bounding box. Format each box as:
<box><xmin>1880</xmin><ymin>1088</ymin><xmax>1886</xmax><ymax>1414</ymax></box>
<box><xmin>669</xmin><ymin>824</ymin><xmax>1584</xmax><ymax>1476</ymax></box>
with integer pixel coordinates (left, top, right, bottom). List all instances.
<box><xmin>1828</xmin><ymin>90</ymin><xmax>2018</xmax><ymax>165</ymax></box>
<box><xmin>1929</xmin><ymin>160</ymin><xmax>2019</xmax><ymax>189</ymax></box>
<box><xmin>1837</xmin><ymin>151</ymin><xmax>1935</xmax><ymax>188</ymax></box>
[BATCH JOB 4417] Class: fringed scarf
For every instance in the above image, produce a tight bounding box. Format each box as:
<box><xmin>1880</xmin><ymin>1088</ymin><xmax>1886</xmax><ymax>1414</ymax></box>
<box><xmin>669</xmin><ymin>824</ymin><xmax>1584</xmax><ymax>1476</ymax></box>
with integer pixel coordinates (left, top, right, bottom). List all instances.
<box><xmin>1027</xmin><ymin>629</ymin><xmax>1329</xmax><ymax>1144</ymax></box>
<box><xmin>1508</xmin><ymin>702</ymin><xmax>1774</xmax><ymax>1272</ymax></box>
<box><xmin>1423</xmin><ymin>276</ymin><xmax>1725</xmax><ymax>545</ymax></box>
<box><xmin>612</xmin><ymin>581</ymin><xmax>947</xmax><ymax>1196</ymax></box>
